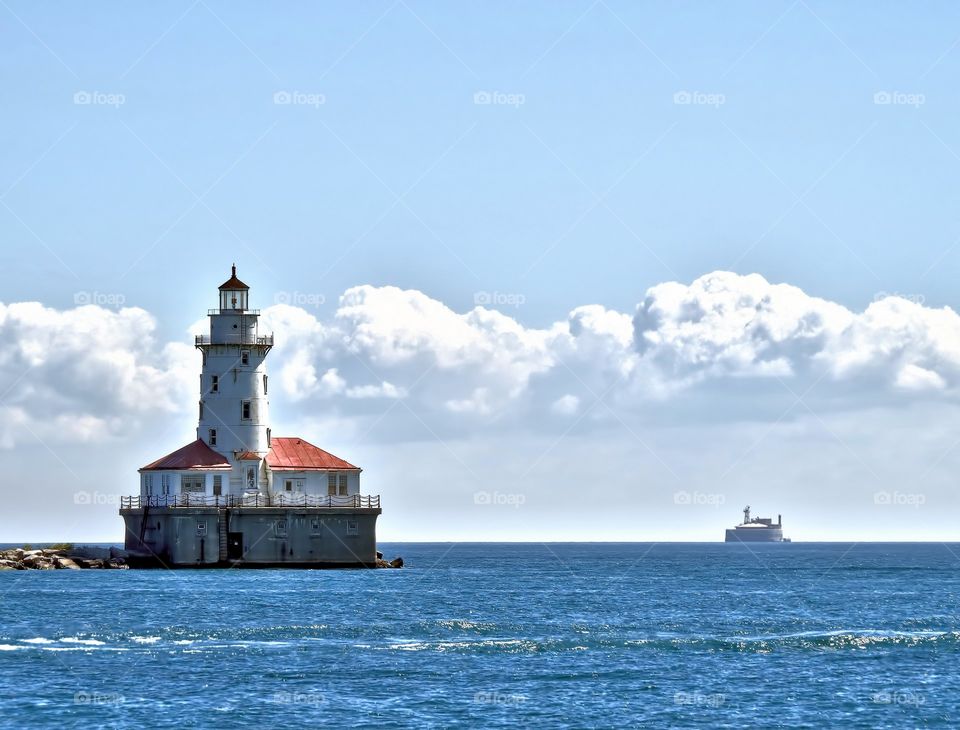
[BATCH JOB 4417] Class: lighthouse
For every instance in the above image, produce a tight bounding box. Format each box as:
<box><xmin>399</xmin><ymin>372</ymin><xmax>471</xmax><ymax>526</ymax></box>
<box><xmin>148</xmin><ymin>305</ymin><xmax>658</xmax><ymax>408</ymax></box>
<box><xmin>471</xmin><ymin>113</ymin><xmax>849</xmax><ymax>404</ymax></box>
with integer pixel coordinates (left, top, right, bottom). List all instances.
<box><xmin>196</xmin><ymin>265</ymin><xmax>273</xmax><ymax>494</ymax></box>
<box><xmin>119</xmin><ymin>266</ymin><xmax>382</xmax><ymax>567</ymax></box>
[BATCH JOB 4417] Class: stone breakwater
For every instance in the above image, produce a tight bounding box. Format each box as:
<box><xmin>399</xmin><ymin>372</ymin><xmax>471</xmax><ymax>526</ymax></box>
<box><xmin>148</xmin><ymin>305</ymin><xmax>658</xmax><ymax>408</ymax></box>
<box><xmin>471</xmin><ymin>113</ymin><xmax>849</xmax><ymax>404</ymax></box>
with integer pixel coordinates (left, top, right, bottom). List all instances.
<box><xmin>0</xmin><ymin>547</ymin><xmax>128</xmax><ymax>571</ymax></box>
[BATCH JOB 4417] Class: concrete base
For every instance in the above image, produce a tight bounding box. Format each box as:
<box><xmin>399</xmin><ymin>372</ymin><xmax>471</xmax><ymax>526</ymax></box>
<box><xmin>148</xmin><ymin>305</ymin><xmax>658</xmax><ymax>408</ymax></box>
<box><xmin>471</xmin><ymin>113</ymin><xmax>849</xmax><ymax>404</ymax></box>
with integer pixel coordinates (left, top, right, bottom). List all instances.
<box><xmin>120</xmin><ymin>506</ymin><xmax>381</xmax><ymax>568</ymax></box>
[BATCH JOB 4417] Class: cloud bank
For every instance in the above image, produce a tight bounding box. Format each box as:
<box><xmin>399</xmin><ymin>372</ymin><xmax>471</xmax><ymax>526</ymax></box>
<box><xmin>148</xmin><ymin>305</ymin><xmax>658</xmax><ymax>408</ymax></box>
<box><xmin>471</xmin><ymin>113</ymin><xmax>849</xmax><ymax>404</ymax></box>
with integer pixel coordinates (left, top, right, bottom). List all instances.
<box><xmin>1</xmin><ymin>271</ymin><xmax>958</xmax><ymax>448</ymax></box>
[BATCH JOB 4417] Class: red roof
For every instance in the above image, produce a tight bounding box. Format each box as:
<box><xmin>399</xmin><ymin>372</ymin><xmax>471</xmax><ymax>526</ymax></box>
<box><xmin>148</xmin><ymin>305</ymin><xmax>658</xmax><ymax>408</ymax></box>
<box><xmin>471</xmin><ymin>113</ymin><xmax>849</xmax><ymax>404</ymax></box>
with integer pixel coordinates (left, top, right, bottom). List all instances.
<box><xmin>236</xmin><ymin>451</ymin><xmax>261</xmax><ymax>460</ymax></box>
<box><xmin>266</xmin><ymin>437</ymin><xmax>359</xmax><ymax>471</ymax></box>
<box><xmin>141</xmin><ymin>439</ymin><xmax>231</xmax><ymax>471</ymax></box>
<box><xmin>218</xmin><ymin>264</ymin><xmax>249</xmax><ymax>290</ymax></box>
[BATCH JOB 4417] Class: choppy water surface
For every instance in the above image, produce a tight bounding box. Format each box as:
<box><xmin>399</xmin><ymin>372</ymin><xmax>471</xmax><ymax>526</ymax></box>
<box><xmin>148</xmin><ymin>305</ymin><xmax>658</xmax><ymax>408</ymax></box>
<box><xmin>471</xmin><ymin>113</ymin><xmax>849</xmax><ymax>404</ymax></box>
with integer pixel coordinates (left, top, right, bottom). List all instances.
<box><xmin>2</xmin><ymin>543</ymin><xmax>959</xmax><ymax>728</ymax></box>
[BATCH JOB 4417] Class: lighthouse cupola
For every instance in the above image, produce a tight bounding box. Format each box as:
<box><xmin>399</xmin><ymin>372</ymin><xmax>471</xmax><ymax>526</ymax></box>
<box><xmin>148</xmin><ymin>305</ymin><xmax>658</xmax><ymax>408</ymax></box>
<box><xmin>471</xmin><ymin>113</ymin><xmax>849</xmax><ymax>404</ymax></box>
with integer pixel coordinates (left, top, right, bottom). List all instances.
<box><xmin>219</xmin><ymin>263</ymin><xmax>249</xmax><ymax>311</ymax></box>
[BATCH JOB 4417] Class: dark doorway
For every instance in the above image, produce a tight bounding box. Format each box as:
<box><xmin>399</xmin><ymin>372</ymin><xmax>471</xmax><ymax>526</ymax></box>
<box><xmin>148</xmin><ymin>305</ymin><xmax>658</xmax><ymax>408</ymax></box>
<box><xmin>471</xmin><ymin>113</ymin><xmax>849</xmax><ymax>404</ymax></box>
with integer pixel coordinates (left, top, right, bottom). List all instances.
<box><xmin>227</xmin><ymin>533</ymin><xmax>243</xmax><ymax>560</ymax></box>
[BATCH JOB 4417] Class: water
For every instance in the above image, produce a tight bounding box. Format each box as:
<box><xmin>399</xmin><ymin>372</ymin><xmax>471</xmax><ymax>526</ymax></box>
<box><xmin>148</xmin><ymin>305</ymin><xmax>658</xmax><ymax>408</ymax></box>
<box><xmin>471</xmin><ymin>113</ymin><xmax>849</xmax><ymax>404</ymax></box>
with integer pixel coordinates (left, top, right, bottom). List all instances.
<box><xmin>1</xmin><ymin>542</ymin><xmax>959</xmax><ymax>728</ymax></box>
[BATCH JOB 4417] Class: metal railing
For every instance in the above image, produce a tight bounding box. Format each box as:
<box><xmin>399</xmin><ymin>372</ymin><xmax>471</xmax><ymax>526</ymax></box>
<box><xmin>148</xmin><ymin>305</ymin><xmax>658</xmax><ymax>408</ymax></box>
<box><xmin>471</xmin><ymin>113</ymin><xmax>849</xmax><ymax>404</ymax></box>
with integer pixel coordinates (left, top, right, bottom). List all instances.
<box><xmin>195</xmin><ymin>334</ymin><xmax>274</xmax><ymax>347</ymax></box>
<box><xmin>120</xmin><ymin>494</ymin><xmax>380</xmax><ymax>509</ymax></box>
<box><xmin>207</xmin><ymin>309</ymin><xmax>262</xmax><ymax>316</ymax></box>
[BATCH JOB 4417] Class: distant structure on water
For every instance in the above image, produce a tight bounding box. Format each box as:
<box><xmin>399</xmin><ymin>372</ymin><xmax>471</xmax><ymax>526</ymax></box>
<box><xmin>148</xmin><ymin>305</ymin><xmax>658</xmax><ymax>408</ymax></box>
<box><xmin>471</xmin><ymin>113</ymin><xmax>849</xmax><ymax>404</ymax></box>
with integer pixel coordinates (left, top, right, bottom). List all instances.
<box><xmin>120</xmin><ymin>266</ymin><xmax>382</xmax><ymax>567</ymax></box>
<box><xmin>724</xmin><ymin>506</ymin><xmax>790</xmax><ymax>543</ymax></box>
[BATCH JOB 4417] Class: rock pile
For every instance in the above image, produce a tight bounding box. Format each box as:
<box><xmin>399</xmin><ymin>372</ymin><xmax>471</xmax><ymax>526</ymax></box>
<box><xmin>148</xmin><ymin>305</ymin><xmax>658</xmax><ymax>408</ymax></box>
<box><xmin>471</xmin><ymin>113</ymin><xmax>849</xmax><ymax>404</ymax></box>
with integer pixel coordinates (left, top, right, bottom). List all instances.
<box><xmin>0</xmin><ymin>547</ymin><xmax>128</xmax><ymax>571</ymax></box>
<box><xmin>374</xmin><ymin>555</ymin><xmax>404</xmax><ymax>569</ymax></box>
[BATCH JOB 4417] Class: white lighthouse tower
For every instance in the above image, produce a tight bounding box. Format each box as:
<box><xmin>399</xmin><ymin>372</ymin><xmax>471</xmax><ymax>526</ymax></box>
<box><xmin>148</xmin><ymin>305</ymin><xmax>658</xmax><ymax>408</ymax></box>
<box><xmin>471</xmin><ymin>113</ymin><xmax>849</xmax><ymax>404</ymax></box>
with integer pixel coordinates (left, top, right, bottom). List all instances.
<box><xmin>124</xmin><ymin>265</ymin><xmax>381</xmax><ymax>568</ymax></box>
<box><xmin>195</xmin><ymin>265</ymin><xmax>274</xmax><ymax>495</ymax></box>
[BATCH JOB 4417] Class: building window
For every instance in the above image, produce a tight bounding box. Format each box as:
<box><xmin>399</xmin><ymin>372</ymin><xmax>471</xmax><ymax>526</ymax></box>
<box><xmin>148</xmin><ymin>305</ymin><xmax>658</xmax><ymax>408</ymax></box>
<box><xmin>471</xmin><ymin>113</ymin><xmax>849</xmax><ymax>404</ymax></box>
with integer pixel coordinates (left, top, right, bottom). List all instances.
<box><xmin>285</xmin><ymin>480</ymin><xmax>292</xmax><ymax>492</ymax></box>
<box><xmin>310</xmin><ymin>518</ymin><xmax>321</xmax><ymax>535</ymax></box>
<box><xmin>196</xmin><ymin>521</ymin><xmax>207</xmax><ymax>536</ymax></box>
<box><xmin>208</xmin><ymin>428</ymin><xmax>217</xmax><ymax>446</ymax></box>
<box><xmin>246</xmin><ymin>467</ymin><xmax>256</xmax><ymax>491</ymax></box>
<box><xmin>145</xmin><ymin>474</ymin><xmax>154</xmax><ymax>496</ymax></box>
<box><xmin>241</xmin><ymin>400</ymin><xmax>251</xmax><ymax>420</ymax></box>
<box><xmin>241</xmin><ymin>350</ymin><xmax>249</xmax><ymax>366</ymax></box>
<box><xmin>346</xmin><ymin>520</ymin><xmax>358</xmax><ymax>536</ymax></box>
<box><xmin>211</xmin><ymin>375</ymin><xmax>219</xmax><ymax>393</ymax></box>
<box><xmin>263</xmin><ymin>374</ymin><xmax>268</xmax><ymax>394</ymax></box>
<box><xmin>161</xmin><ymin>473</ymin><xmax>171</xmax><ymax>496</ymax></box>
<box><xmin>296</xmin><ymin>479</ymin><xmax>304</xmax><ymax>491</ymax></box>
<box><xmin>182</xmin><ymin>476</ymin><xmax>204</xmax><ymax>494</ymax></box>
<box><xmin>213</xmin><ymin>475</ymin><xmax>222</xmax><ymax>496</ymax></box>
<box><xmin>327</xmin><ymin>473</ymin><xmax>337</xmax><ymax>496</ymax></box>
<box><xmin>275</xmin><ymin>520</ymin><xmax>287</xmax><ymax>537</ymax></box>
<box><xmin>338</xmin><ymin>474</ymin><xmax>348</xmax><ymax>496</ymax></box>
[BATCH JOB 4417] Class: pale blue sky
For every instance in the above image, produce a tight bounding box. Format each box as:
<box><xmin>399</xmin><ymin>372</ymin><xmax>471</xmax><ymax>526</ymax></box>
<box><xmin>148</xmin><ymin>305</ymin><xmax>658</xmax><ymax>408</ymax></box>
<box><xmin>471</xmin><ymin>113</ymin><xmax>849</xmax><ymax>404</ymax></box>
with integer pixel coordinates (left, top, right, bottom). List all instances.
<box><xmin>4</xmin><ymin>1</ymin><xmax>960</xmax><ymax>334</ymax></box>
<box><xmin>5</xmin><ymin>3</ymin><xmax>960</xmax><ymax>541</ymax></box>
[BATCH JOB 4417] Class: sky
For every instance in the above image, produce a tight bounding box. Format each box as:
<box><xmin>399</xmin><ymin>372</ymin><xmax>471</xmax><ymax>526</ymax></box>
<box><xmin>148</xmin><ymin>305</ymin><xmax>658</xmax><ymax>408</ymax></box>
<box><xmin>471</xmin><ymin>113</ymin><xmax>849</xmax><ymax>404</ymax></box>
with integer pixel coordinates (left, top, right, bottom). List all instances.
<box><xmin>3</xmin><ymin>2</ymin><xmax>960</xmax><ymax>541</ymax></box>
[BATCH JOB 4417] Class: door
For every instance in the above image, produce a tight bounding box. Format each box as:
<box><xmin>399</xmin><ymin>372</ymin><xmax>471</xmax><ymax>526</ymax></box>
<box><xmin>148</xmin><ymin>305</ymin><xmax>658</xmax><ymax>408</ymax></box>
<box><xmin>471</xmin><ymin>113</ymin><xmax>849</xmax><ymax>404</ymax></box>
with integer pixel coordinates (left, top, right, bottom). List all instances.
<box><xmin>227</xmin><ymin>532</ymin><xmax>243</xmax><ymax>560</ymax></box>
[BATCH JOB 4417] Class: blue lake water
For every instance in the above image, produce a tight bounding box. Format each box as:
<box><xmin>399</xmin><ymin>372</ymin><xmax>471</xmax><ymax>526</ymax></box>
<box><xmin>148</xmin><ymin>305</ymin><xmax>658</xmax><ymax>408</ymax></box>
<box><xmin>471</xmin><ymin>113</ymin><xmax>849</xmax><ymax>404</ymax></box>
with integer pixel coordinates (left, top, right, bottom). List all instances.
<box><xmin>1</xmin><ymin>542</ymin><xmax>959</xmax><ymax>728</ymax></box>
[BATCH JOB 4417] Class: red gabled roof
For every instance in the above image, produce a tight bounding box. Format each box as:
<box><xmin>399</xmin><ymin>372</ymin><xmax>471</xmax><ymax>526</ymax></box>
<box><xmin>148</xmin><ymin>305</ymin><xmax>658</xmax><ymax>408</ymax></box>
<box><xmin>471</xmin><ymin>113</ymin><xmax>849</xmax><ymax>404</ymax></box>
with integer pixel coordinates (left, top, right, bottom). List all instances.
<box><xmin>236</xmin><ymin>451</ymin><xmax>261</xmax><ymax>460</ymax></box>
<box><xmin>140</xmin><ymin>439</ymin><xmax>231</xmax><ymax>471</ymax></box>
<box><xmin>266</xmin><ymin>437</ymin><xmax>359</xmax><ymax>471</ymax></box>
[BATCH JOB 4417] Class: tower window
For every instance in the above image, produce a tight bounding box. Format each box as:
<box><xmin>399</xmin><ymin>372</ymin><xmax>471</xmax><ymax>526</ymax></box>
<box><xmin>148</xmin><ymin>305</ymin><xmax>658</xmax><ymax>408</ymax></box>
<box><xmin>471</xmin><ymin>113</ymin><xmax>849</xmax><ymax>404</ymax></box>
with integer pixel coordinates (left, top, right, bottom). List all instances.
<box><xmin>263</xmin><ymin>374</ymin><xmax>268</xmax><ymax>394</ymax></box>
<box><xmin>199</xmin><ymin>401</ymin><xmax>204</xmax><ymax>420</ymax></box>
<box><xmin>266</xmin><ymin>428</ymin><xmax>271</xmax><ymax>447</ymax></box>
<box><xmin>208</xmin><ymin>428</ymin><xmax>217</xmax><ymax>446</ymax></box>
<box><xmin>241</xmin><ymin>400</ymin><xmax>251</xmax><ymax>420</ymax></box>
<box><xmin>241</xmin><ymin>351</ymin><xmax>249</xmax><ymax>366</ymax></box>
<box><xmin>211</xmin><ymin>375</ymin><xmax>219</xmax><ymax>393</ymax></box>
